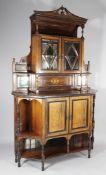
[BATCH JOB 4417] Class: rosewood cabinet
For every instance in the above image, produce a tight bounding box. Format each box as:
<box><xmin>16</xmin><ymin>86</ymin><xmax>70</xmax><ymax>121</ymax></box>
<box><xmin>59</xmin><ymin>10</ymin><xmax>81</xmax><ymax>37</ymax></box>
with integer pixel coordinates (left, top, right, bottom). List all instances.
<box><xmin>12</xmin><ymin>6</ymin><xmax>96</xmax><ymax>171</ymax></box>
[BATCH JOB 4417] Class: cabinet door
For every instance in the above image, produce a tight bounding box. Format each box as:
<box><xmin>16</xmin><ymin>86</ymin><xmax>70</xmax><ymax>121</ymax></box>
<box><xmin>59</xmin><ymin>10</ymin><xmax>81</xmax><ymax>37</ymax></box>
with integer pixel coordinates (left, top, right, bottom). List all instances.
<box><xmin>69</xmin><ymin>96</ymin><xmax>92</xmax><ymax>133</ymax></box>
<box><xmin>61</xmin><ymin>38</ymin><xmax>82</xmax><ymax>73</ymax></box>
<box><xmin>45</xmin><ymin>97</ymin><xmax>69</xmax><ymax>137</ymax></box>
<box><xmin>32</xmin><ymin>35</ymin><xmax>61</xmax><ymax>73</ymax></box>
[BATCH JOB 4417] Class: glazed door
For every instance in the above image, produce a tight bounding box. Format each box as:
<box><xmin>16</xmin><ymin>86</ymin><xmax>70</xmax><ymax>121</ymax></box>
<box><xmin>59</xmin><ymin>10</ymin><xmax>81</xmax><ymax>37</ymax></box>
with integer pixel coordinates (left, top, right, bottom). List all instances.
<box><xmin>40</xmin><ymin>35</ymin><xmax>61</xmax><ymax>73</ymax></box>
<box><xmin>61</xmin><ymin>38</ymin><xmax>82</xmax><ymax>73</ymax></box>
<box><xmin>32</xmin><ymin>35</ymin><xmax>61</xmax><ymax>73</ymax></box>
<box><xmin>46</xmin><ymin>97</ymin><xmax>69</xmax><ymax>137</ymax></box>
<box><xmin>69</xmin><ymin>96</ymin><xmax>92</xmax><ymax>133</ymax></box>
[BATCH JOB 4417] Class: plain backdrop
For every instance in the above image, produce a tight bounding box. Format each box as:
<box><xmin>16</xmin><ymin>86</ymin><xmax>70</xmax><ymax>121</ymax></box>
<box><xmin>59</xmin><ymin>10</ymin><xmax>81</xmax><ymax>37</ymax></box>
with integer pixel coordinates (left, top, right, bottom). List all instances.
<box><xmin>0</xmin><ymin>0</ymin><xmax>106</xmax><ymax>174</ymax></box>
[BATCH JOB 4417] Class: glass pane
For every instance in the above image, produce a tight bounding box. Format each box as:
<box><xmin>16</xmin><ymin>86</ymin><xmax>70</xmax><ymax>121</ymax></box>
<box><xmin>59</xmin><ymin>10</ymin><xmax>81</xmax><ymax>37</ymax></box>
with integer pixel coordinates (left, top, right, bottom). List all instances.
<box><xmin>64</xmin><ymin>41</ymin><xmax>80</xmax><ymax>70</ymax></box>
<box><xmin>41</xmin><ymin>39</ymin><xmax>58</xmax><ymax>70</ymax></box>
<box><xmin>17</xmin><ymin>75</ymin><xmax>29</xmax><ymax>88</ymax></box>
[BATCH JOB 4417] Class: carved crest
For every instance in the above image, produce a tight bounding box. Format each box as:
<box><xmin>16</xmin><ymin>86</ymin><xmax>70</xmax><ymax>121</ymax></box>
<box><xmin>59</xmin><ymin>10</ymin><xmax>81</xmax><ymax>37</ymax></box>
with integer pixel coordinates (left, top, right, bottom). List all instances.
<box><xmin>30</xmin><ymin>6</ymin><xmax>87</xmax><ymax>37</ymax></box>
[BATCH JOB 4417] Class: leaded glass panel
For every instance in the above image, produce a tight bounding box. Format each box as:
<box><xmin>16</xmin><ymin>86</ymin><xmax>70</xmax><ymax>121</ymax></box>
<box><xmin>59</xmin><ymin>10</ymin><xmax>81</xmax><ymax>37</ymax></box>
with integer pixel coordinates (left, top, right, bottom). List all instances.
<box><xmin>41</xmin><ymin>39</ymin><xmax>59</xmax><ymax>70</ymax></box>
<box><xmin>64</xmin><ymin>41</ymin><xmax>80</xmax><ymax>71</ymax></box>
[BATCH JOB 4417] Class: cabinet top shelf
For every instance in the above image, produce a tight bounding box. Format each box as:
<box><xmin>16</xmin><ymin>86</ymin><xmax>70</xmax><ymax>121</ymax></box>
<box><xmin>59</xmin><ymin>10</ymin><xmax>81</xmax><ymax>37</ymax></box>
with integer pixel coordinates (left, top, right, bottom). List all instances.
<box><xmin>12</xmin><ymin>89</ymin><xmax>96</xmax><ymax>99</ymax></box>
<box><xmin>30</xmin><ymin>6</ymin><xmax>87</xmax><ymax>37</ymax></box>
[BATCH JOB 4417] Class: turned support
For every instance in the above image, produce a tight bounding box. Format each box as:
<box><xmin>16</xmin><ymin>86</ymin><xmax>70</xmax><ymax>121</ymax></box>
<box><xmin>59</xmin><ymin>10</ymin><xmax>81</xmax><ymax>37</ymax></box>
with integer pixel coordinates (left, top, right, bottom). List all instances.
<box><xmin>91</xmin><ymin>94</ymin><xmax>96</xmax><ymax>149</ymax></box>
<box><xmin>17</xmin><ymin>141</ymin><xmax>21</xmax><ymax>167</ymax></box>
<box><xmin>41</xmin><ymin>144</ymin><xmax>45</xmax><ymax>171</ymax></box>
<box><xmin>15</xmin><ymin>143</ymin><xmax>18</xmax><ymax>163</ymax></box>
<box><xmin>15</xmin><ymin>155</ymin><xmax>18</xmax><ymax>163</ymax></box>
<box><xmin>88</xmin><ymin>135</ymin><xmax>91</xmax><ymax>158</ymax></box>
<box><xmin>67</xmin><ymin>139</ymin><xmax>70</xmax><ymax>153</ymax></box>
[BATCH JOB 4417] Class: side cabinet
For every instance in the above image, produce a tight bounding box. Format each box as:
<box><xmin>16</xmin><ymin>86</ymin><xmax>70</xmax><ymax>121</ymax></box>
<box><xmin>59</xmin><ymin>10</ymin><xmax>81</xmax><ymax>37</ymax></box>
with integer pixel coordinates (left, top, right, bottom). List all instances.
<box><xmin>45</xmin><ymin>97</ymin><xmax>69</xmax><ymax>137</ymax></box>
<box><xmin>69</xmin><ymin>96</ymin><xmax>92</xmax><ymax>133</ymax></box>
<box><xmin>12</xmin><ymin>6</ymin><xmax>96</xmax><ymax>171</ymax></box>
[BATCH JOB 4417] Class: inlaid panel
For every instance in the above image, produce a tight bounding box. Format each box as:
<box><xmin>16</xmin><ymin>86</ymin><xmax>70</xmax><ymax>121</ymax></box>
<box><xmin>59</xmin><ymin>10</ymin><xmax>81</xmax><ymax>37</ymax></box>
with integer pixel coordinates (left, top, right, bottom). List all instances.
<box><xmin>70</xmin><ymin>96</ymin><xmax>90</xmax><ymax>133</ymax></box>
<box><xmin>72</xmin><ymin>99</ymin><xmax>88</xmax><ymax>128</ymax></box>
<box><xmin>37</xmin><ymin>75</ymin><xmax>73</xmax><ymax>91</ymax></box>
<box><xmin>49</xmin><ymin>101</ymin><xmax>65</xmax><ymax>132</ymax></box>
<box><xmin>46</xmin><ymin>98</ymin><xmax>69</xmax><ymax>137</ymax></box>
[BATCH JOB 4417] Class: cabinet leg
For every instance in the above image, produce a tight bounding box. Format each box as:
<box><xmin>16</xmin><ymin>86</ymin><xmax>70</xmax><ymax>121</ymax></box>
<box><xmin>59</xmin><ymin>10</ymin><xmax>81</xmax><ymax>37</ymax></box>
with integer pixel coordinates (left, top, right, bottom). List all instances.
<box><xmin>18</xmin><ymin>159</ymin><xmax>21</xmax><ymax>167</ymax></box>
<box><xmin>92</xmin><ymin>94</ymin><xmax>95</xmax><ymax>150</ymax></box>
<box><xmin>15</xmin><ymin>156</ymin><xmax>18</xmax><ymax>163</ymax></box>
<box><xmin>67</xmin><ymin>139</ymin><xmax>70</xmax><ymax>153</ymax></box>
<box><xmin>91</xmin><ymin>127</ymin><xmax>94</xmax><ymax>149</ymax></box>
<box><xmin>17</xmin><ymin>141</ymin><xmax>21</xmax><ymax>167</ymax></box>
<box><xmin>15</xmin><ymin>142</ymin><xmax>18</xmax><ymax>163</ymax></box>
<box><xmin>41</xmin><ymin>144</ymin><xmax>45</xmax><ymax>171</ymax></box>
<box><xmin>88</xmin><ymin>135</ymin><xmax>91</xmax><ymax>158</ymax></box>
<box><xmin>91</xmin><ymin>136</ymin><xmax>94</xmax><ymax>150</ymax></box>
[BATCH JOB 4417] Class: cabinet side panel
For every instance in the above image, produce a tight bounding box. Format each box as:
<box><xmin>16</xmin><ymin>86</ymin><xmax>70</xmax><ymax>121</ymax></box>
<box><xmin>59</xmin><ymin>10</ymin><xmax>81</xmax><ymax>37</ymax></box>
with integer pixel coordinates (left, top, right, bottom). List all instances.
<box><xmin>31</xmin><ymin>99</ymin><xmax>43</xmax><ymax>137</ymax></box>
<box><xmin>32</xmin><ymin>35</ymin><xmax>41</xmax><ymax>72</ymax></box>
<box><xmin>19</xmin><ymin>100</ymin><xmax>29</xmax><ymax>132</ymax></box>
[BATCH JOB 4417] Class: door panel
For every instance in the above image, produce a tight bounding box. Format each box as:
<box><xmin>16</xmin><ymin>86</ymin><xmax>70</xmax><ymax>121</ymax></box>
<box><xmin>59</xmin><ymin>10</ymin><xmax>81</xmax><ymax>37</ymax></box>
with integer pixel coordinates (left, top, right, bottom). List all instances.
<box><xmin>62</xmin><ymin>38</ymin><xmax>82</xmax><ymax>73</ymax></box>
<box><xmin>41</xmin><ymin>35</ymin><xmax>61</xmax><ymax>73</ymax></box>
<box><xmin>46</xmin><ymin>97</ymin><xmax>69</xmax><ymax>137</ymax></box>
<box><xmin>49</xmin><ymin>101</ymin><xmax>65</xmax><ymax>132</ymax></box>
<box><xmin>32</xmin><ymin>35</ymin><xmax>61</xmax><ymax>73</ymax></box>
<box><xmin>70</xmin><ymin>96</ymin><xmax>91</xmax><ymax>133</ymax></box>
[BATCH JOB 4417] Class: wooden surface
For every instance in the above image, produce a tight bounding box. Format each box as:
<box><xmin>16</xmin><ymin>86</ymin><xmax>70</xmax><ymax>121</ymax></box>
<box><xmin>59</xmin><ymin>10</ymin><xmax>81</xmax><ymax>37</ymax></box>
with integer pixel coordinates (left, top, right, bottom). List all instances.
<box><xmin>12</xmin><ymin>89</ymin><xmax>96</xmax><ymax>98</ymax></box>
<box><xmin>49</xmin><ymin>101</ymin><xmax>66</xmax><ymax>132</ymax></box>
<box><xmin>46</xmin><ymin>97</ymin><xmax>69</xmax><ymax>137</ymax></box>
<box><xmin>72</xmin><ymin>99</ymin><xmax>87</xmax><ymax>128</ymax></box>
<box><xmin>31</xmin><ymin>99</ymin><xmax>43</xmax><ymax>137</ymax></box>
<box><xmin>70</xmin><ymin>96</ymin><xmax>91</xmax><ymax>133</ymax></box>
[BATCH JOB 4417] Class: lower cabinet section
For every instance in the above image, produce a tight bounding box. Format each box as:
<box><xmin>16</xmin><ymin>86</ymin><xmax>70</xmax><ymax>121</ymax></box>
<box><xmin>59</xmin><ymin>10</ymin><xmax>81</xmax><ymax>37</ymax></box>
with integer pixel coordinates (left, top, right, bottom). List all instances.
<box><xmin>14</xmin><ymin>94</ymin><xmax>95</xmax><ymax>170</ymax></box>
<box><xmin>46</xmin><ymin>96</ymin><xmax>92</xmax><ymax>137</ymax></box>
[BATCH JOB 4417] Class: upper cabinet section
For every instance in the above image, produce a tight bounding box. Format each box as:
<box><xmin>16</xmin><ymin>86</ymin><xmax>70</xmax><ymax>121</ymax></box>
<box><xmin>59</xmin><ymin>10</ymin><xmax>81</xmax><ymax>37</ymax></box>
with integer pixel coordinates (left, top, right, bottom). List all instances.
<box><xmin>30</xmin><ymin>6</ymin><xmax>87</xmax><ymax>37</ymax></box>
<box><xmin>31</xmin><ymin>35</ymin><xmax>83</xmax><ymax>73</ymax></box>
<box><xmin>12</xmin><ymin>7</ymin><xmax>90</xmax><ymax>93</ymax></box>
<box><xmin>27</xmin><ymin>6</ymin><xmax>88</xmax><ymax>74</ymax></box>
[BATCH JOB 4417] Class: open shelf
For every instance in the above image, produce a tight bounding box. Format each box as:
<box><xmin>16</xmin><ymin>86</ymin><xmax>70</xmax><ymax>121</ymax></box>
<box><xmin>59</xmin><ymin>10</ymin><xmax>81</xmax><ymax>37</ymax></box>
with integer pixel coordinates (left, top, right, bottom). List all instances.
<box><xmin>17</xmin><ymin>132</ymin><xmax>39</xmax><ymax>140</ymax></box>
<box><xmin>22</xmin><ymin>144</ymin><xmax>88</xmax><ymax>160</ymax></box>
<box><xmin>19</xmin><ymin>135</ymin><xmax>89</xmax><ymax>160</ymax></box>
